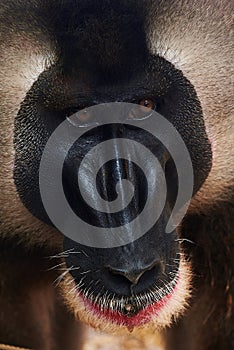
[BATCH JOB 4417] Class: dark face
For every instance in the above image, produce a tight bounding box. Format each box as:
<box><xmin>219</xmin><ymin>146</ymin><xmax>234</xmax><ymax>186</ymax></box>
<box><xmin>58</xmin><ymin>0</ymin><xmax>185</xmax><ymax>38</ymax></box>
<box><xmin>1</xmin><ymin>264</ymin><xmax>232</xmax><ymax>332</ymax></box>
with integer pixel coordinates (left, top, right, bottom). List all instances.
<box><xmin>12</xmin><ymin>0</ymin><xmax>212</xmax><ymax>328</ymax></box>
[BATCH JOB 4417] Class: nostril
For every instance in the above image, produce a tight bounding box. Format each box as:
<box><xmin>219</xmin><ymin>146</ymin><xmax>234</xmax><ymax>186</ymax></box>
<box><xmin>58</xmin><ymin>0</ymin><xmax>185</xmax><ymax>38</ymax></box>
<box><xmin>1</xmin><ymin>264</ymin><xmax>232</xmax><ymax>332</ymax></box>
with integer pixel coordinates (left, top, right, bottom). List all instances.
<box><xmin>108</xmin><ymin>267</ymin><xmax>144</xmax><ymax>285</ymax></box>
<box><xmin>107</xmin><ymin>260</ymin><xmax>163</xmax><ymax>287</ymax></box>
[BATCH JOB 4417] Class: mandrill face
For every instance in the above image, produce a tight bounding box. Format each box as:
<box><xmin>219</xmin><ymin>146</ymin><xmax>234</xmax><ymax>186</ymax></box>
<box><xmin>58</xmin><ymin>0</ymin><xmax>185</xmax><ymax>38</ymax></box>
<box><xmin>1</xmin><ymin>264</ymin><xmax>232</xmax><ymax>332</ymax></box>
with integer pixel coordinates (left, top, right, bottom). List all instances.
<box><xmin>0</xmin><ymin>0</ymin><xmax>233</xmax><ymax>341</ymax></box>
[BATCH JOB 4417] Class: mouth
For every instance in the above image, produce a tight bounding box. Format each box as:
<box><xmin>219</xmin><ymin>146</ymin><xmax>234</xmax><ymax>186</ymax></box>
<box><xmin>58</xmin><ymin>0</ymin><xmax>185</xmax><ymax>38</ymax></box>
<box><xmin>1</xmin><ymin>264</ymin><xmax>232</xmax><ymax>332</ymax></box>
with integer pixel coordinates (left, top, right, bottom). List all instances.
<box><xmin>58</xmin><ymin>252</ymin><xmax>191</xmax><ymax>332</ymax></box>
<box><xmin>61</xmin><ymin>237</ymin><xmax>190</xmax><ymax>331</ymax></box>
<box><xmin>76</xmin><ymin>274</ymin><xmax>180</xmax><ymax>328</ymax></box>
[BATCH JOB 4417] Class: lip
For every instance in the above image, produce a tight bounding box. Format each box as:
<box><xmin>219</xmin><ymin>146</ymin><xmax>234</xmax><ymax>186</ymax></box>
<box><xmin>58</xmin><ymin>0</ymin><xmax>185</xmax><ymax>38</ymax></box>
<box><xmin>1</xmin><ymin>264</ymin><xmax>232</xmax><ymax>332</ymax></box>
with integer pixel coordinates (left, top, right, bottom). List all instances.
<box><xmin>80</xmin><ymin>278</ymin><xmax>179</xmax><ymax>328</ymax></box>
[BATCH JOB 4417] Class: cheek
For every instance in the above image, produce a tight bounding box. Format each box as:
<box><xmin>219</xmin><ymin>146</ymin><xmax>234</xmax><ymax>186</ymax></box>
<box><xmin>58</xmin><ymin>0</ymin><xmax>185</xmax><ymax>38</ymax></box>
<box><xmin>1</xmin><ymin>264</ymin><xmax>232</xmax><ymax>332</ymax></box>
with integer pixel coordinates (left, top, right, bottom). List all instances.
<box><xmin>209</xmin><ymin>138</ymin><xmax>215</xmax><ymax>162</ymax></box>
<box><xmin>10</xmin><ymin>159</ymin><xmax>15</xmax><ymax>172</ymax></box>
<box><xmin>204</xmin><ymin>125</ymin><xmax>215</xmax><ymax>161</ymax></box>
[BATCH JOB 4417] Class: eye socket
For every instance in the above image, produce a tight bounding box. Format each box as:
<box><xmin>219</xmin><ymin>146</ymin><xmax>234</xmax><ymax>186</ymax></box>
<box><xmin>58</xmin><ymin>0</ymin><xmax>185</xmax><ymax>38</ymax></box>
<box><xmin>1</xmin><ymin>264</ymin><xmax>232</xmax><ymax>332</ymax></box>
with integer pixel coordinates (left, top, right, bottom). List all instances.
<box><xmin>127</xmin><ymin>98</ymin><xmax>155</xmax><ymax>120</ymax></box>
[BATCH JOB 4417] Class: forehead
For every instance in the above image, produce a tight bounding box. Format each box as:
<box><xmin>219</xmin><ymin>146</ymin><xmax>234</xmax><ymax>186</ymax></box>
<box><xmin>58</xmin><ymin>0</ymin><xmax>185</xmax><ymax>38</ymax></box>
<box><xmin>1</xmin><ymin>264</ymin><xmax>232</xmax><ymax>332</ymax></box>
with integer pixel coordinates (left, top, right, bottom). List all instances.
<box><xmin>1</xmin><ymin>1</ymin><xmax>149</xmax><ymax>74</ymax></box>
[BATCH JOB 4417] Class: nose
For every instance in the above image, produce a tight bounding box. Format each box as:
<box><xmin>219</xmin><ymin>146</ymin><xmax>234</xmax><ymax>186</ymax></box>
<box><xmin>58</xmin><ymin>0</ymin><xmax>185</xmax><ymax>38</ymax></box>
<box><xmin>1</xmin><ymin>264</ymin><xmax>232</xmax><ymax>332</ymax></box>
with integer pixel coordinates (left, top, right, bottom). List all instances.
<box><xmin>106</xmin><ymin>258</ymin><xmax>163</xmax><ymax>292</ymax></box>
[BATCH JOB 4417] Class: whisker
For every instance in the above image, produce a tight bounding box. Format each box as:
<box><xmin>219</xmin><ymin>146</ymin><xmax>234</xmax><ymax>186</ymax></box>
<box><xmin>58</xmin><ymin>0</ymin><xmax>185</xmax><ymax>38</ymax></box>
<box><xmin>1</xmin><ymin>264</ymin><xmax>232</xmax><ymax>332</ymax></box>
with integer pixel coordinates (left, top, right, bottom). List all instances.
<box><xmin>80</xmin><ymin>270</ymin><xmax>91</xmax><ymax>275</ymax></box>
<box><xmin>54</xmin><ymin>266</ymin><xmax>73</xmax><ymax>287</ymax></box>
<box><xmin>47</xmin><ymin>262</ymin><xmax>66</xmax><ymax>271</ymax></box>
<box><xmin>176</xmin><ymin>238</ymin><xmax>195</xmax><ymax>245</ymax></box>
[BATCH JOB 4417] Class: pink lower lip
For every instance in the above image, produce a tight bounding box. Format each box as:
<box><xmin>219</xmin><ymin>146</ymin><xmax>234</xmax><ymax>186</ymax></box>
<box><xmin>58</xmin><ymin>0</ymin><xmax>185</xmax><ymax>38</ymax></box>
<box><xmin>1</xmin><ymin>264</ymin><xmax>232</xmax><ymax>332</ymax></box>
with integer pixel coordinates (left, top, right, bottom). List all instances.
<box><xmin>81</xmin><ymin>280</ymin><xmax>178</xmax><ymax>327</ymax></box>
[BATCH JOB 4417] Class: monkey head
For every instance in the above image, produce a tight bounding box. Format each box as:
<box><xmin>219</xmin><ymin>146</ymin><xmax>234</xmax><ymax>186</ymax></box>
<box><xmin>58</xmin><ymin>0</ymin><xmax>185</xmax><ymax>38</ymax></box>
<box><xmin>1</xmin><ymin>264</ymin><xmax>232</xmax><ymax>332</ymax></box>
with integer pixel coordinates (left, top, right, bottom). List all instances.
<box><xmin>0</xmin><ymin>0</ymin><xmax>233</xmax><ymax>335</ymax></box>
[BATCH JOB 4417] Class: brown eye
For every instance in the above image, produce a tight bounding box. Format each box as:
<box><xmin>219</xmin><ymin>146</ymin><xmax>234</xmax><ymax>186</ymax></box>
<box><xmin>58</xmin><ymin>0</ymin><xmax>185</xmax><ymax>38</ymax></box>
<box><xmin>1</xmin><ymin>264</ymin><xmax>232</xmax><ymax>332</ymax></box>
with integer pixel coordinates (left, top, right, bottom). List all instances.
<box><xmin>139</xmin><ymin>98</ymin><xmax>154</xmax><ymax>110</ymax></box>
<box><xmin>67</xmin><ymin>108</ymin><xmax>97</xmax><ymax>128</ymax></box>
<box><xmin>128</xmin><ymin>98</ymin><xmax>155</xmax><ymax>120</ymax></box>
<box><xmin>77</xmin><ymin>109</ymin><xmax>91</xmax><ymax>123</ymax></box>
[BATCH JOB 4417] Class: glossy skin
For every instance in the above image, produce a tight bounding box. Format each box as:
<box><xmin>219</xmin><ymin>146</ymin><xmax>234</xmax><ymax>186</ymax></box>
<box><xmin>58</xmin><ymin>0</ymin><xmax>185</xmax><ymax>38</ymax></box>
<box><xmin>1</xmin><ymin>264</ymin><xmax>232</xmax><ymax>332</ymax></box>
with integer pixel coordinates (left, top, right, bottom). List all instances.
<box><xmin>0</xmin><ymin>1</ymin><xmax>233</xmax><ymax>350</ymax></box>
